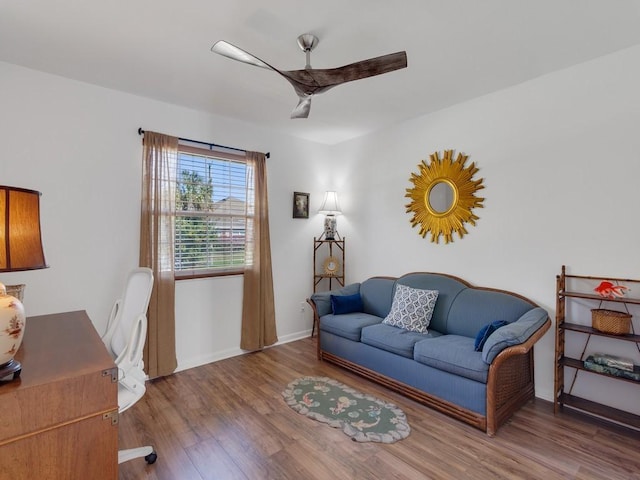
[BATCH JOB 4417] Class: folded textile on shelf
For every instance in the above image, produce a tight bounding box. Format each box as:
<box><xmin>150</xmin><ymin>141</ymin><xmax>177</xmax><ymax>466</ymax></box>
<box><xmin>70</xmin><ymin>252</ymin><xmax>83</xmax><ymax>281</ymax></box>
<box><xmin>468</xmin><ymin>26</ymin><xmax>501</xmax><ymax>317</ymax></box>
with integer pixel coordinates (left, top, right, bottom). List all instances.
<box><xmin>584</xmin><ymin>355</ymin><xmax>640</xmax><ymax>382</ymax></box>
<box><xmin>591</xmin><ymin>352</ymin><xmax>635</xmax><ymax>372</ymax></box>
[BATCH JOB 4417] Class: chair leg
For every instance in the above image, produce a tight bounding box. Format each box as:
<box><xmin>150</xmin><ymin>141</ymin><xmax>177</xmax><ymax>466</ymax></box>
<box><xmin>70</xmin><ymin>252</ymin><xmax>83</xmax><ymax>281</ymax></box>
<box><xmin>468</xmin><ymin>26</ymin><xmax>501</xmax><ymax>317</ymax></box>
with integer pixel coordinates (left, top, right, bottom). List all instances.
<box><xmin>118</xmin><ymin>446</ymin><xmax>157</xmax><ymax>465</ymax></box>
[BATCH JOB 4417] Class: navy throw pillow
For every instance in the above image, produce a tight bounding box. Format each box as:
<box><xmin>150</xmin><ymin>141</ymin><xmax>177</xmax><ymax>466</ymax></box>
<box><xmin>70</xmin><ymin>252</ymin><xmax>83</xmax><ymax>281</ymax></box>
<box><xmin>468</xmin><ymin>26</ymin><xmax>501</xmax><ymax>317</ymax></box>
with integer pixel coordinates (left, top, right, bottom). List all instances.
<box><xmin>331</xmin><ymin>293</ymin><xmax>364</xmax><ymax>315</ymax></box>
<box><xmin>474</xmin><ymin>320</ymin><xmax>510</xmax><ymax>352</ymax></box>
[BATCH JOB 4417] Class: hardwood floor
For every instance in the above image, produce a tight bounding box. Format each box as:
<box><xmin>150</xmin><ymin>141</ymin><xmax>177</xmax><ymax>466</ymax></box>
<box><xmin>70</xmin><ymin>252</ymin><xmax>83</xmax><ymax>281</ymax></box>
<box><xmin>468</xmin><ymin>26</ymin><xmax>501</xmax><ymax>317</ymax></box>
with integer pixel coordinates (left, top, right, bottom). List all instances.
<box><xmin>118</xmin><ymin>337</ymin><xmax>640</xmax><ymax>480</ymax></box>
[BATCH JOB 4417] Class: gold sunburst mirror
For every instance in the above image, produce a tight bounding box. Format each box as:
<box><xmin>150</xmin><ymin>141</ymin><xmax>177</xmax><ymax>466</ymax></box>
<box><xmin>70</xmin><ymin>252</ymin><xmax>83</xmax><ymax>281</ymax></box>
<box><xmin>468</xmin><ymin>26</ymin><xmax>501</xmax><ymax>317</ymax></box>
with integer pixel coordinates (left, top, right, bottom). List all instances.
<box><xmin>405</xmin><ymin>150</ymin><xmax>485</xmax><ymax>244</ymax></box>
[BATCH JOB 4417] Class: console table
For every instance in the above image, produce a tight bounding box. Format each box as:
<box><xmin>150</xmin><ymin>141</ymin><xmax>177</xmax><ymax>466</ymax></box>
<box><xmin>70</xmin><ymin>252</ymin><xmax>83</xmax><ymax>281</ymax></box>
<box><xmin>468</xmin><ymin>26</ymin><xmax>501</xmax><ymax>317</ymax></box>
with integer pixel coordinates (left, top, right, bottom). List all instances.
<box><xmin>0</xmin><ymin>310</ymin><xmax>118</xmax><ymax>479</ymax></box>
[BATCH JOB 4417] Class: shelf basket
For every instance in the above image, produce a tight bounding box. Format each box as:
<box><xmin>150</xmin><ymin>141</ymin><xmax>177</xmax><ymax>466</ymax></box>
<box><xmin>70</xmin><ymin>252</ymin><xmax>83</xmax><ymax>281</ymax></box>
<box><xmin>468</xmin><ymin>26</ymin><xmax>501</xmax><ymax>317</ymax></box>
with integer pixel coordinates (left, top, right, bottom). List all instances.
<box><xmin>591</xmin><ymin>308</ymin><xmax>631</xmax><ymax>335</ymax></box>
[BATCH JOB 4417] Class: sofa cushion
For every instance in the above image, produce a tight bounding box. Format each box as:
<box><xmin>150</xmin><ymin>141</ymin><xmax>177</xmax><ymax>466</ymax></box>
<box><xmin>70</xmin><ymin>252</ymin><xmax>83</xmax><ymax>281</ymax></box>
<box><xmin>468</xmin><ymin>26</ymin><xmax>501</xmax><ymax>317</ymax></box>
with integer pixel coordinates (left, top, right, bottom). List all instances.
<box><xmin>446</xmin><ymin>288</ymin><xmax>533</xmax><ymax>338</ymax></box>
<box><xmin>414</xmin><ymin>335</ymin><xmax>489</xmax><ymax>383</ymax></box>
<box><xmin>382</xmin><ymin>284</ymin><xmax>439</xmax><ymax>333</ymax></box>
<box><xmin>474</xmin><ymin>320</ymin><xmax>509</xmax><ymax>351</ymax></box>
<box><xmin>360</xmin><ymin>277</ymin><xmax>396</xmax><ymax>317</ymax></box>
<box><xmin>482</xmin><ymin>307</ymin><xmax>549</xmax><ymax>364</ymax></box>
<box><xmin>310</xmin><ymin>283</ymin><xmax>361</xmax><ymax>317</ymax></box>
<box><xmin>361</xmin><ymin>323</ymin><xmax>442</xmax><ymax>358</ymax></box>
<box><xmin>331</xmin><ymin>293</ymin><xmax>363</xmax><ymax>315</ymax></box>
<box><xmin>397</xmin><ymin>273</ymin><xmax>467</xmax><ymax>334</ymax></box>
<box><xmin>319</xmin><ymin>312</ymin><xmax>382</xmax><ymax>341</ymax></box>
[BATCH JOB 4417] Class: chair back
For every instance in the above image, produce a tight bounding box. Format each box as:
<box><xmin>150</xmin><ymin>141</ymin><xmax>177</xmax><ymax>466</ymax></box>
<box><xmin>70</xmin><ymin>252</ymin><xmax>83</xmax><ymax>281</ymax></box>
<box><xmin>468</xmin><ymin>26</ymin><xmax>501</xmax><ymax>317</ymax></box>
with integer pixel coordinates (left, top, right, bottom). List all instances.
<box><xmin>108</xmin><ymin>268</ymin><xmax>154</xmax><ymax>357</ymax></box>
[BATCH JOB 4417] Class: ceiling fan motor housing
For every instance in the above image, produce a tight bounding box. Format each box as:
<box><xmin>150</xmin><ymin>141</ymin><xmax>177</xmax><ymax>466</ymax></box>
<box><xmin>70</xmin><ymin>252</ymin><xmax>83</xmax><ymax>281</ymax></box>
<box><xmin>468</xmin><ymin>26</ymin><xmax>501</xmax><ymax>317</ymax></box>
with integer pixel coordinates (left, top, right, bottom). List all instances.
<box><xmin>297</xmin><ymin>34</ymin><xmax>318</xmax><ymax>52</ymax></box>
<box><xmin>297</xmin><ymin>34</ymin><xmax>318</xmax><ymax>70</ymax></box>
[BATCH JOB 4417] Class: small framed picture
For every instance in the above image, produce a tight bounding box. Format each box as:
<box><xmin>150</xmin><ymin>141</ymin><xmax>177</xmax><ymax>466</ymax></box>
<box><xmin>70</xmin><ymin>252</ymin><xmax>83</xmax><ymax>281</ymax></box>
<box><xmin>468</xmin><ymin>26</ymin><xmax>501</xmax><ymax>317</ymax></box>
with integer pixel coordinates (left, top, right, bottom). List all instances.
<box><xmin>293</xmin><ymin>192</ymin><xmax>309</xmax><ymax>218</ymax></box>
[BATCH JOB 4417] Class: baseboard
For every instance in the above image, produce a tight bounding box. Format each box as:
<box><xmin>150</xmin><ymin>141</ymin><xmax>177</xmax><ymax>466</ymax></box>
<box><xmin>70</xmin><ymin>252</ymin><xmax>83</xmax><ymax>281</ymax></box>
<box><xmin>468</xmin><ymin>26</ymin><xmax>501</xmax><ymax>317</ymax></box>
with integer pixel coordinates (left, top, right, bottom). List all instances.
<box><xmin>175</xmin><ymin>347</ymin><xmax>245</xmax><ymax>372</ymax></box>
<box><xmin>175</xmin><ymin>329</ymin><xmax>313</xmax><ymax>373</ymax></box>
<box><xmin>275</xmin><ymin>329</ymin><xmax>313</xmax><ymax>344</ymax></box>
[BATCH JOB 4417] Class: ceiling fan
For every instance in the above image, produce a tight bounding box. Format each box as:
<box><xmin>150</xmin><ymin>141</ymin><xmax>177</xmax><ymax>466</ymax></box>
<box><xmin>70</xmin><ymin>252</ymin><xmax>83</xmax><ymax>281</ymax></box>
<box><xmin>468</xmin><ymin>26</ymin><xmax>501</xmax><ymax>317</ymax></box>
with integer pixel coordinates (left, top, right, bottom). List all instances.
<box><xmin>211</xmin><ymin>34</ymin><xmax>408</xmax><ymax>119</ymax></box>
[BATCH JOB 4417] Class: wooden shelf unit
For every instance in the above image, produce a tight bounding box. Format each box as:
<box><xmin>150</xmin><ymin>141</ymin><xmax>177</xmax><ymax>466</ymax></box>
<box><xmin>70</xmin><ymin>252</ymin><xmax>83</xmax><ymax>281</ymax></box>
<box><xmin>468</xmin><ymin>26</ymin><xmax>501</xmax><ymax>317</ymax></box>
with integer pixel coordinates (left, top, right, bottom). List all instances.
<box><xmin>313</xmin><ymin>235</ymin><xmax>345</xmax><ymax>293</ymax></box>
<box><xmin>554</xmin><ymin>265</ymin><xmax>640</xmax><ymax>430</ymax></box>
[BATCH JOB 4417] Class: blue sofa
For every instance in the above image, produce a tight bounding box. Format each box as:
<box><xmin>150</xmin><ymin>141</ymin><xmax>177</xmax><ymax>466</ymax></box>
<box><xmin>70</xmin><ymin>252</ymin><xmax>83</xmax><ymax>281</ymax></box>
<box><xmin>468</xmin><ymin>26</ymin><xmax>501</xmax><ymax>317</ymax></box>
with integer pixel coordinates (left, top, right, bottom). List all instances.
<box><xmin>308</xmin><ymin>272</ymin><xmax>550</xmax><ymax>435</ymax></box>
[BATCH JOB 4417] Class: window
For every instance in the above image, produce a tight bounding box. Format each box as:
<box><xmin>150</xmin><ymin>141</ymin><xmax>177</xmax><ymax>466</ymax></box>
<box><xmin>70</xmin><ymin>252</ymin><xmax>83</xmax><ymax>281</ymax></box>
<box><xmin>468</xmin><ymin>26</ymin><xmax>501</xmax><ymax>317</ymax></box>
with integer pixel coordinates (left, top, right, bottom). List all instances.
<box><xmin>174</xmin><ymin>144</ymin><xmax>252</xmax><ymax>278</ymax></box>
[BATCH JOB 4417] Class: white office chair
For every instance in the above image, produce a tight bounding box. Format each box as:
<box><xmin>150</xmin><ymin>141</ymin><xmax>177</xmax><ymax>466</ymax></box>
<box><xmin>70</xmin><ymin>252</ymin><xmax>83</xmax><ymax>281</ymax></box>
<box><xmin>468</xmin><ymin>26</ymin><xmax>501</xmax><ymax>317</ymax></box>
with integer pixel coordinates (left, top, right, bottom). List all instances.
<box><xmin>101</xmin><ymin>267</ymin><xmax>158</xmax><ymax>465</ymax></box>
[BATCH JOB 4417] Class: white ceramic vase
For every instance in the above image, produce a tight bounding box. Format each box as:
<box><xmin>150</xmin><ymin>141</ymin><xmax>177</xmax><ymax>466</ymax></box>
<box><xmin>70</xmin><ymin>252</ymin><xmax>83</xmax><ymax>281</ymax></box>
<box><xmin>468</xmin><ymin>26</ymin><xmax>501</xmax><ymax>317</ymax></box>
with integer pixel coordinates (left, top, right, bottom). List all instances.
<box><xmin>0</xmin><ymin>284</ymin><xmax>26</xmax><ymax>367</ymax></box>
<box><xmin>324</xmin><ymin>215</ymin><xmax>337</xmax><ymax>240</ymax></box>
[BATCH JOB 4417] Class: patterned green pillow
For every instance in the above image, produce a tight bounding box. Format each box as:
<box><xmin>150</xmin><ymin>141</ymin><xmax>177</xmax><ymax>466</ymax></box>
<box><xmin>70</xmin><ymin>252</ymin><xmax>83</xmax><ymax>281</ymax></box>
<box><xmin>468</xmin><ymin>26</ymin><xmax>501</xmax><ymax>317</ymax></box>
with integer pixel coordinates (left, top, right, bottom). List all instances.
<box><xmin>382</xmin><ymin>284</ymin><xmax>438</xmax><ymax>333</ymax></box>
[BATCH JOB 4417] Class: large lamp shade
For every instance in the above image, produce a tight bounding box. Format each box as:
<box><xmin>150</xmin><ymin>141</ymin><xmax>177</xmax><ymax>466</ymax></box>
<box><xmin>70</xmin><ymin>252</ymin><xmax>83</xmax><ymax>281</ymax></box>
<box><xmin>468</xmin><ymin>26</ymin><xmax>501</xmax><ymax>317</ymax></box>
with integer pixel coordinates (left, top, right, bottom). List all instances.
<box><xmin>0</xmin><ymin>185</ymin><xmax>47</xmax><ymax>381</ymax></box>
<box><xmin>0</xmin><ymin>186</ymin><xmax>47</xmax><ymax>272</ymax></box>
<box><xmin>318</xmin><ymin>191</ymin><xmax>342</xmax><ymax>216</ymax></box>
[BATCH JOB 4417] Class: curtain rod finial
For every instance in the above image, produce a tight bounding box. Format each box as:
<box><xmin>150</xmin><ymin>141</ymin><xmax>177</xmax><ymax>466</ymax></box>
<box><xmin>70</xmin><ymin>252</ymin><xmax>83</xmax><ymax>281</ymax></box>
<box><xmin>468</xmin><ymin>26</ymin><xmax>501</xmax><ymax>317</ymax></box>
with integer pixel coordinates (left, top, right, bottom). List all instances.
<box><xmin>138</xmin><ymin>128</ymin><xmax>144</xmax><ymax>136</ymax></box>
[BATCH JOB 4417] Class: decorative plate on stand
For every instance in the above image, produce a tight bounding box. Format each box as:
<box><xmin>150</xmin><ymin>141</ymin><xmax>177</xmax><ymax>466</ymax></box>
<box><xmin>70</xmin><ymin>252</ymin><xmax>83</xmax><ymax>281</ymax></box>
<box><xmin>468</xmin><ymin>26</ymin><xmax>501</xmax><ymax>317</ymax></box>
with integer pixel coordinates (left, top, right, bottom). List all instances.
<box><xmin>323</xmin><ymin>256</ymin><xmax>340</xmax><ymax>276</ymax></box>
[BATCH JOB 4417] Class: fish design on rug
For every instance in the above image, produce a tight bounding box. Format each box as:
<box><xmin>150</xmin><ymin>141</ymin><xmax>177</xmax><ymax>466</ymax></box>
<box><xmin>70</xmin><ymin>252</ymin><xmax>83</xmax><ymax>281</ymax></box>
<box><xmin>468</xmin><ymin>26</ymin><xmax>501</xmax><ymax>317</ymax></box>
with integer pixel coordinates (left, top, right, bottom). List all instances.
<box><xmin>350</xmin><ymin>416</ymin><xmax>381</xmax><ymax>431</ymax></box>
<box><xmin>330</xmin><ymin>396</ymin><xmax>353</xmax><ymax>415</ymax></box>
<box><xmin>301</xmin><ymin>392</ymin><xmax>316</xmax><ymax>407</ymax></box>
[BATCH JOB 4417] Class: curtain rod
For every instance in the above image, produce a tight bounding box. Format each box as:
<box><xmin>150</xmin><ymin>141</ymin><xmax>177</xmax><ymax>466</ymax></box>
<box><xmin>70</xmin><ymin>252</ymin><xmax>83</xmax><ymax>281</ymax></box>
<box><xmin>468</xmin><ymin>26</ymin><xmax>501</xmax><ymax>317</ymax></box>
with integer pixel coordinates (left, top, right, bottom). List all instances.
<box><xmin>137</xmin><ymin>128</ymin><xmax>270</xmax><ymax>159</ymax></box>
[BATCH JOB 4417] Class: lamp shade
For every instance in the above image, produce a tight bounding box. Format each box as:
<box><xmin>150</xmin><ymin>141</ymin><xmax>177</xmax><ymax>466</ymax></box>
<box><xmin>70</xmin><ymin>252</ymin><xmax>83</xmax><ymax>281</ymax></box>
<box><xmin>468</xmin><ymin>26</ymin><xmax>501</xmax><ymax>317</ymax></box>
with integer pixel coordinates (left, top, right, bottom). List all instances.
<box><xmin>318</xmin><ymin>191</ymin><xmax>342</xmax><ymax>215</ymax></box>
<box><xmin>0</xmin><ymin>186</ymin><xmax>48</xmax><ymax>272</ymax></box>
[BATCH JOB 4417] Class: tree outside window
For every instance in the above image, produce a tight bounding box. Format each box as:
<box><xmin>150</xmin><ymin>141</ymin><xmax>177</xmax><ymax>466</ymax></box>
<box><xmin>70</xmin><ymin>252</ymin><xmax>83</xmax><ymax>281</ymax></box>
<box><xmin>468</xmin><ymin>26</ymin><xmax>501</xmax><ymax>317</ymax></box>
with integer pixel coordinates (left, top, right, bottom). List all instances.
<box><xmin>174</xmin><ymin>146</ymin><xmax>249</xmax><ymax>277</ymax></box>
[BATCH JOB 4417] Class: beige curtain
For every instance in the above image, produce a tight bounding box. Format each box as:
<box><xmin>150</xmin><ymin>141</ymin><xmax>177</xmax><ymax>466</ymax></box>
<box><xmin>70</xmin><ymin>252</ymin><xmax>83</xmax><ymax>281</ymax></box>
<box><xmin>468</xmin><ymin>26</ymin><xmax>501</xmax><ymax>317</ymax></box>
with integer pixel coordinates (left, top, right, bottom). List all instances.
<box><xmin>140</xmin><ymin>131</ymin><xmax>178</xmax><ymax>378</ymax></box>
<box><xmin>241</xmin><ymin>151</ymin><xmax>277</xmax><ymax>350</ymax></box>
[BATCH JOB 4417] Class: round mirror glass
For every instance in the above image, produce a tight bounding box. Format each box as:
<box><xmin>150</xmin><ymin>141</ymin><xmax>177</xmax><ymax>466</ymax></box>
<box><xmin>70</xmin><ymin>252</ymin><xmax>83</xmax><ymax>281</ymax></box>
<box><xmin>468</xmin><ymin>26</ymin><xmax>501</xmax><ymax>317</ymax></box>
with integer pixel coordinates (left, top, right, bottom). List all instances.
<box><xmin>428</xmin><ymin>181</ymin><xmax>455</xmax><ymax>214</ymax></box>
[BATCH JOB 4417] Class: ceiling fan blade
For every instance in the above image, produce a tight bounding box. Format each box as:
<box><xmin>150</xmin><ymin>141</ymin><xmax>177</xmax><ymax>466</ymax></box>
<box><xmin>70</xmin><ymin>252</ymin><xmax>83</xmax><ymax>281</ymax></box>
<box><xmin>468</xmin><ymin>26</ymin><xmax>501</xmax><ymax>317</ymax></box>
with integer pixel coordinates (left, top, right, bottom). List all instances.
<box><xmin>334</xmin><ymin>51</ymin><xmax>407</xmax><ymax>82</ymax></box>
<box><xmin>291</xmin><ymin>95</ymin><xmax>312</xmax><ymax>119</ymax></box>
<box><xmin>284</xmin><ymin>51</ymin><xmax>407</xmax><ymax>92</ymax></box>
<box><xmin>212</xmin><ymin>40</ymin><xmax>316</xmax><ymax>118</ymax></box>
<box><xmin>211</xmin><ymin>41</ymin><xmax>275</xmax><ymax>71</ymax></box>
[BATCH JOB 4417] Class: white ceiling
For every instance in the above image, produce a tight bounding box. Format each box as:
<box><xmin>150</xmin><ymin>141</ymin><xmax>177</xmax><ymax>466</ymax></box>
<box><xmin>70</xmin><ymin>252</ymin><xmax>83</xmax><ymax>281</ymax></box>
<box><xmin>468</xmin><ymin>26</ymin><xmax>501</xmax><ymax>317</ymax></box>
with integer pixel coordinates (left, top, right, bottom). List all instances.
<box><xmin>2</xmin><ymin>1</ymin><xmax>640</xmax><ymax>145</ymax></box>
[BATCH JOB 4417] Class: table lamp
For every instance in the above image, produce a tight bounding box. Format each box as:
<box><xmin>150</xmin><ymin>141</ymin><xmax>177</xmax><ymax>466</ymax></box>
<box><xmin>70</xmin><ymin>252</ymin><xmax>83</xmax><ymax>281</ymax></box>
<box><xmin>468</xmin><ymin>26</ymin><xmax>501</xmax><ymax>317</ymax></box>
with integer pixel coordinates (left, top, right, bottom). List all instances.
<box><xmin>0</xmin><ymin>186</ymin><xmax>48</xmax><ymax>381</ymax></box>
<box><xmin>318</xmin><ymin>191</ymin><xmax>342</xmax><ymax>240</ymax></box>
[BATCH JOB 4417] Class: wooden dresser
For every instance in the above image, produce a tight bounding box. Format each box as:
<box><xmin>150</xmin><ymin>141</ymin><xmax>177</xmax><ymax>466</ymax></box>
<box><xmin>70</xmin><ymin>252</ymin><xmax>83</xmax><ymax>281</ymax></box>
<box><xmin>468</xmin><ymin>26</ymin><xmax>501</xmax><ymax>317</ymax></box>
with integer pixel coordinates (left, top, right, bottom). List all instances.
<box><xmin>0</xmin><ymin>310</ymin><xmax>118</xmax><ymax>479</ymax></box>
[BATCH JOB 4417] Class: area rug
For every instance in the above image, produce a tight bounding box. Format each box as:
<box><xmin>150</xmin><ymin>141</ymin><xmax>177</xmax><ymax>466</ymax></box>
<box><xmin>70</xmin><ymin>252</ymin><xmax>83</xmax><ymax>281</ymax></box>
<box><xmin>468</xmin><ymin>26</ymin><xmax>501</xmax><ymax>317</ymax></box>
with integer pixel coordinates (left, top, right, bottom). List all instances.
<box><xmin>282</xmin><ymin>376</ymin><xmax>410</xmax><ymax>443</ymax></box>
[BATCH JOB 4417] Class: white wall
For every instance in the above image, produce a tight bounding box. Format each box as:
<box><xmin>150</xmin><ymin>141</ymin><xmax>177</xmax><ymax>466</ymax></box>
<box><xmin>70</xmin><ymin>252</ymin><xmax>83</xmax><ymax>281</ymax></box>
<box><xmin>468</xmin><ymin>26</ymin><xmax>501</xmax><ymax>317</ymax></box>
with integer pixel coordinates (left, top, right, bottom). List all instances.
<box><xmin>2</xmin><ymin>43</ymin><xmax>639</xmax><ymax>415</ymax></box>
<box><xmin>335</xmin><ymin>45</ymin><xmax>640</xmax><ymax>413</ymax></box>
<box><xmin>0</xmin><ymin>61</ymin><xmax>328</xmax><ymax>370</ymax></box>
